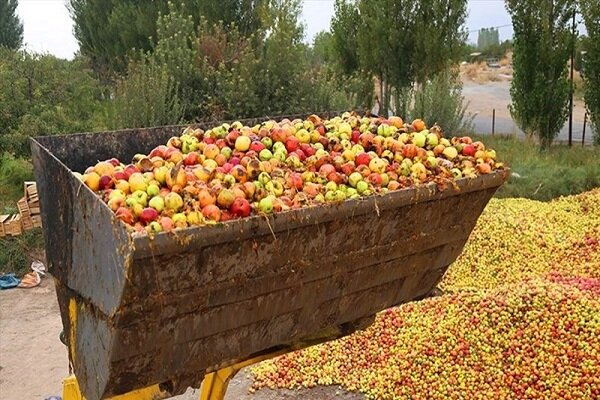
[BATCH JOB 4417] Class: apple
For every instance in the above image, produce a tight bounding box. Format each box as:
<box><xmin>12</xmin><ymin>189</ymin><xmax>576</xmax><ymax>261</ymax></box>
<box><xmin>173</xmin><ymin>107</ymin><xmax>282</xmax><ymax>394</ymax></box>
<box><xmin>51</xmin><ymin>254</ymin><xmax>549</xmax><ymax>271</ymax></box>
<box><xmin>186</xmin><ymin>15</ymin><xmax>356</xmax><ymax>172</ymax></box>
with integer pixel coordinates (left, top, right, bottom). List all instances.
<box><xmin>146</xmin><ymin>221</ymin><xmax>163</xmax><ymax>233</ymax></box>
<box><xmin>107</xmin><ymin>196</ymin><xmax>125</xmax><ymax>212</ymax></box>
<box><xmin>477</xmin><ymin>163</ymin><xmax>492</xmax><ymax>174</ymax></box>
<box><xmin>412</xmin><ymin>132</ymin><xmax>427</xmax><ymax>148</ymax></box>
<box><xmin>128</xmin><ymin>173</ymin><xmax>147</xmax><ymax>192</ymax></box>
<box><xmin>355</xmin><ymin>153</ymin><xmax>371</xmax><ymax>167</ymax></box>
<box><xmin>451</xmin><ymin>168</ymin><xmax>463</xmax><ymax>179</ymax></box>
<box><xmin>148</xmin><ymin>196</ymin><xmax>165</xmax><ymax>212</ymax></box>
<box><xmin>369</xmin><ymin>158</ymin><xmax>387</xmax><ymax>174</ymax></box>
<box><xmin>348</xmin><ymin>172</ymin><xmax>363</xmax><ymax>188</ymax></box>
<box><xmin>217</xmin><ymin>189</ymin><xmax>235</xmax><ymax>209</ymax></box>
<box><xmin>443</xmin><ymin>146</ymin><xmax>459</xmax><ymax>161</ymax></box>
<box><xmin>427</xmin><ymin>133</ymin><xmax>439</xmax><ymax>147</ymax></box>
<box><xmin>129</xmin><ymin>190</ymin><xmax>148</xmax><ymax>207</ymax></box>
<box><xmin>230</xmin><ymin>198</ymin><xmax>251</xmax><ymax>218</ymax></box>
<box><xmin>165</xmin><ymin>166</ymin><xmax>187</xmax><ymax>189</ymax></box>
<box><xmin>83</xmin><ymin>172</ymin><xmax>101</xmax><ymax>192</ymax></box>
<box><xmin>234</xmin><ymin>135</ymin><xmax>251</xmax><ymax>152</ymax></box>
<box><xmin>295</xmin><ymin>129</ymin><xmax>311</xmax><ymax>144</ymax></box>
<box><xmin>172</xmin><ymin>213</ymin><xmax>188</xmax><ymax>228</ymax></box>
<box><xmin>139</xmin><ymin>207</ymin><xmax>159</xmax><ymax>224</ymax></box>
<box><xmin>164</xmin><ymin>192</ymin><xmax>183</xmax><ymax>211</ymax></box>
<box><xmin>259</xmin><ymin>149</ymin><xmax>273</xmax><ymax>161</ymax></box>
<box><xmin>146</xmin><ymin>183</ymin><xmax>160</xmax><ymax>197</ymax></box>
<box><xmin>94</xmin><ymin>161</ymin><xmax>115</xmax><ymax>176</ymax></box>
<box><xmin>356</xmin><ymin>180</ymin><xmax>369</xmax><ymax>194</ymax></box>
<box><xmin>258</xmin><ymin>196</ymin><xmax>274</xmax><ymax>213</ymax></box>
<box><xmin>202</xmin><ymin>204</ymin><xmax>221</xmax><ymax>221</ymax></box>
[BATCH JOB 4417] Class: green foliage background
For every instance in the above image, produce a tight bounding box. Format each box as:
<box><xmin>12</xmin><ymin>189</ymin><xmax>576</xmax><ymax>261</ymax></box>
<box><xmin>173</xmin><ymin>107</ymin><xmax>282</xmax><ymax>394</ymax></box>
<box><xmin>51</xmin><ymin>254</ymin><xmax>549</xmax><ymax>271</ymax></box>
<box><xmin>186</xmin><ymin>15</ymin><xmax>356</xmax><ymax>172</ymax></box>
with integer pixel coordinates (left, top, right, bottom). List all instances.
<box><xmin>0</xmin><ymin>0</ymin><xmax>23</xmax><ymax>49</ymax></box>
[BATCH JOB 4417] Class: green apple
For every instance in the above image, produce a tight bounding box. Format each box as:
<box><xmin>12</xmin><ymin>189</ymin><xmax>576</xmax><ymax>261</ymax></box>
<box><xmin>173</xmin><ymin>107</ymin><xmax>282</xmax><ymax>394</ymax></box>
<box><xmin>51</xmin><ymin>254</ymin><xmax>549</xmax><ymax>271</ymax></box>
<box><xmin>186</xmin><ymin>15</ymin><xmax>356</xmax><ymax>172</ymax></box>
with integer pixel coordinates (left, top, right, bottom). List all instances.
<box><xmin>147</xmin><ymin>183</ymin><xmax>160</xmax><ymax>197</ymax></box>
<box><xmin>131</xmin><ymin>190</ymin><xmax>148</xmax><ymax>207</ymax></box>
<box><xmin>148</xmin><ymin>196</ymin><xmax>165</xmax><ymax>213</ymax></box>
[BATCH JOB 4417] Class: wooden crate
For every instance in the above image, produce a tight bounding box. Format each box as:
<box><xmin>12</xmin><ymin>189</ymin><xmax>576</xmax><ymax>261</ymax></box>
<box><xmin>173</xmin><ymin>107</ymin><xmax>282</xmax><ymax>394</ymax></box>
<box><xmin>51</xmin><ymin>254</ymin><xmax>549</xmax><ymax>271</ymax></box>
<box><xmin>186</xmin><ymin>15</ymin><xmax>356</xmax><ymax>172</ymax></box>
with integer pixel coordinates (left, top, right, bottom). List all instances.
<box><xmin>32</xmin><ymin>215</ymin><xmax>42</xmax><ymax>228</ymax></box>
<box><xmin>24</xmin><ymin>182</ymin><xmax>41</xmax><ymax>216</ymax></box>
<box><xmin>1</xmin><ymin>214</ymin><xmax>23</xmax><ymax>237</ymax></box>
<box><xmin>17</xmin><ymin>197</ymin><xmax>34</xmax><ymax>230</ymax></box>
<box><xmin>0</xmin><ymin>215</ymin><xmax>8</xmax><ymax>237</ymax></box>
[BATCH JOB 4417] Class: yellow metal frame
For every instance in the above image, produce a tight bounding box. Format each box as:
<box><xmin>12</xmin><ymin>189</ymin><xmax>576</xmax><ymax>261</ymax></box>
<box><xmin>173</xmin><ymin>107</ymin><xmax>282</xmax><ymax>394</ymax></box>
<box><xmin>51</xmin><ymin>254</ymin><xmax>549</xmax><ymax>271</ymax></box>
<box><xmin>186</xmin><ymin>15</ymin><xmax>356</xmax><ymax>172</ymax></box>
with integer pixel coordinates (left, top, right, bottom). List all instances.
<box><xmin>62</xmin><ymin>350</ymin><xmax>287</xmax><ymax>400</ymax></box>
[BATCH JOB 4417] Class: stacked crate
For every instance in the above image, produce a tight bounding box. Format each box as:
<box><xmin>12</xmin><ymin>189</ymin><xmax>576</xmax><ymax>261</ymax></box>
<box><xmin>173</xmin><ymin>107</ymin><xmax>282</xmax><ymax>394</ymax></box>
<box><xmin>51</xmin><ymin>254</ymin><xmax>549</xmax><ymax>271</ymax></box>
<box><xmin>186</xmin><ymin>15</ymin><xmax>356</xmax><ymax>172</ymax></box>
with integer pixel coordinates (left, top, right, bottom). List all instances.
<box><xmin>0</xmin><ymin>182</ymin><xmax>42</xmax><ymax>238</ymax></box>
<box><xmin>0</xmin><ymin>214</ymin><xmax>23</xmax><ymax>237</ymax></box>
<box><xmin>23</xmin><ymin>182</ymin><xmax>42</xmax><ymax>228</ymax></box>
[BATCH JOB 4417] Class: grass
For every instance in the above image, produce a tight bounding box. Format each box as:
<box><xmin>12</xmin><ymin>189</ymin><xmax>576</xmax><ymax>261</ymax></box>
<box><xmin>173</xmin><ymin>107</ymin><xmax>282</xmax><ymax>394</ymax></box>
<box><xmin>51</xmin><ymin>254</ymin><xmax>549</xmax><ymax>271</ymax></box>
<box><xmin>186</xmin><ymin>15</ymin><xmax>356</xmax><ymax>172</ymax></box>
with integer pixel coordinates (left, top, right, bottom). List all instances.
<box><xmin>0</xmin><ymin>229</ymin><xmax>45</xmax><ymax>276</ymax></box>
<box><xmin>0</xmin><ymin>153</ymin><xmax>34</xmax><ymax>212</ymax></box>
<box><xmin>0</xmin><ymin>153</ymin><xmax>40</xmax><ymax>276</ymax></box>
<box><xmin>479</xmin><ymin>135</ymin><xmax>600</xmax><ymax>201</ymax></box>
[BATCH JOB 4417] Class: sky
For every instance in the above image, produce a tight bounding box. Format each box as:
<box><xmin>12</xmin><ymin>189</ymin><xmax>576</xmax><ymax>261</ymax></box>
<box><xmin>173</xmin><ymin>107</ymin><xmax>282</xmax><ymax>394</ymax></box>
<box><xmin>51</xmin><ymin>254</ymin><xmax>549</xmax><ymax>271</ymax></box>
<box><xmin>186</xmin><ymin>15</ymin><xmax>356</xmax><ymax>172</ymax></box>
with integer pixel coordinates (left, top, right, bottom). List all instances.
<box><xmin>17</xmin><ymin>0</ymin><xmax>516</xmax><ymax>60</ymax></box>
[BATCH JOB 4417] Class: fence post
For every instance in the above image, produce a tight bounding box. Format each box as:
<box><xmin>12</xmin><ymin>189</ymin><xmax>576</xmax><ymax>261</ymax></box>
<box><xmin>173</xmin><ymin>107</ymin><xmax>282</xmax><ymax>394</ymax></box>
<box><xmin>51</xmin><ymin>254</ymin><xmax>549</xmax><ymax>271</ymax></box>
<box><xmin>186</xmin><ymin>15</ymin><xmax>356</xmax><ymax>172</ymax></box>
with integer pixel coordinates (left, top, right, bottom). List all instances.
<box><xmin>492</xmin><ymin>109</ymin><xmax>495</xmax><ymax>136</ymax></box>
<box><xmin>582</xmin><ymin>113</ymin><xmax>587</xmax><ymax>147</ymax></box>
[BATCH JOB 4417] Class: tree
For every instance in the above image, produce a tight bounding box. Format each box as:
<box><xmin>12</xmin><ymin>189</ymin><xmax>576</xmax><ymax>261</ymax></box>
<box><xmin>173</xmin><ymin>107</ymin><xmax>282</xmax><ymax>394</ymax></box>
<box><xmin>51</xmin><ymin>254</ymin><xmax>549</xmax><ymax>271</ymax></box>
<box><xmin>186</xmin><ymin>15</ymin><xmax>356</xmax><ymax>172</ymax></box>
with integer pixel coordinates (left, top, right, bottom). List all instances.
<box><xmin>0</xmin><ymin>49</ymin><xmax>103</xmax><ymax>156</ymax></box>
<box><xmin>506</xmin><ymin>0</ymin><xmax>575</xmax><ymax>148</ymax></box>
<box><xmin>580</xmin><ymin>0</ymin><xmax>600</xmax><ymax>145</ymax></box>
<box><xmin>351</xmin><ymin>0</ymin><xmax>467</xmax><ymax>117</ymax></box>
<box><xmin>412</xmin><ymin>0</ymin><xmax>468</xmax><ymax>84</ymax></box>
<box><xmin>68</xmin><ymin>0</ymin><xmax>266</xmax><ymax>80</ymax></box>
<box><xmin>331</xmin><ymin>0</ymin><xmax>360</xmax><ymax>75</ymax></box>
<box><xmin>0</xmin><ymin>0</ymin><xmax>23</xmax><ymax>49</ymax></box>
<box><xmin>69</xmin><ymin>0</ymin><xmax>166</xmax><ymax>81</ymax></box>
<box><xmin>478</xmin><ymin>28</ymin><xmax>500</xmax><ymax>51</ymax></box>
<box><xmin>357</xmin><ymin>0</ymin><xmax>418</xmax><ymax>117</ymax></box>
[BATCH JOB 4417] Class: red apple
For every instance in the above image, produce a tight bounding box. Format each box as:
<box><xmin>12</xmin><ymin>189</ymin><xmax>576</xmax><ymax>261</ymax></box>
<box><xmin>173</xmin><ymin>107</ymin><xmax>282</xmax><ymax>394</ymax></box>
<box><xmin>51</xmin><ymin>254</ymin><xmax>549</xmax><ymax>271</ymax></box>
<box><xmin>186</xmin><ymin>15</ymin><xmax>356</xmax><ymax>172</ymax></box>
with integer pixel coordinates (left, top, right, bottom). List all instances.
<box><xmin>139</xmin><ymin>207</ymin><xmax>159</xmax><ymax>224</ymax></box>
<box><xmin>123</xmin><ymin>164</ymin><xmax>139</xmax><ymax>179</ymax></box>
<box><xmin>319</xmin><ymin>163</ymin><xmax>336</xmax><ymax>177</ymax></box>
<box><xmin>402</xmin><ymin>144</ymin><xmax>418</xmax><ymax>159</ymax></box>
<box><xmin>250</xmin><ymin>141</ymin><xmax>266</xmax><ymax>153</ymax></box>
<box><xmin>355</xmin><ymin>153</ymin><xmax>371</xmax><ymax>167</ymax></box>
<box><xmin>99</xmin><ymin>175</ymin><xmax>114</xmax><ymax>190</ymax></box>
<box><xmin>113</xmin><ymin>171</ymin><xmax>127</xmax><ymax>181</ymax></box>
<box><xmin>462</xmin><ymin>144</ymin><xmax>476</xmax><ymax>157</ymax></box>
<box><xmin>184</xmin><ymin>152</ymin><xmax>200</xmax><ymax>166</ymax></box>
<box><xmin>285</xmin><ymin>136</ymin><xmax>300</xmax><ymax>153</ymax></box>
<box><xmin>230</xmin><ymin>198</ymin><xmax>251</xmax><ymax>218</ymax></box>
<box><xmin>202</xmin><ymin>204</ymin><xmax>221</xmax><ymax>221</ymax></box>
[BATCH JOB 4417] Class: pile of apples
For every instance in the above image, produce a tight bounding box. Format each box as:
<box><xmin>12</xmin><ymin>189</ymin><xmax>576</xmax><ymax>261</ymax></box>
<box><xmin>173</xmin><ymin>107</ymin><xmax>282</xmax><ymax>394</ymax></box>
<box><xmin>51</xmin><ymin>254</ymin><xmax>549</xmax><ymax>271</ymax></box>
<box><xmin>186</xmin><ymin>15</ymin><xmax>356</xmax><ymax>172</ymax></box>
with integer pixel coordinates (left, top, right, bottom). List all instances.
<box><xmin>250</xmin><ymin>189</ymin><xmax>600</xmax><ymax>399</ymax></box>
<box><xmin>77</xmin><ymin>113</ymin><xmax>504</xmax><ymax>234</ymax></box>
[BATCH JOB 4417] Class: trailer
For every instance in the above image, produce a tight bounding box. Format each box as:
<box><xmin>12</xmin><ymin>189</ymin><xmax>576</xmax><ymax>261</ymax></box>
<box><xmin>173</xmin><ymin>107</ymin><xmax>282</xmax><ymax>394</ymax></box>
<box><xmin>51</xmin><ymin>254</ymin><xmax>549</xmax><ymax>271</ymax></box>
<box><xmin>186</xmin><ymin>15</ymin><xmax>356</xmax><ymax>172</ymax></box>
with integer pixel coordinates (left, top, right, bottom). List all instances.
<box><xmin>30</xmin><ymin>113</ymin><xmax>508</xmax><ymax>400</ymax></box>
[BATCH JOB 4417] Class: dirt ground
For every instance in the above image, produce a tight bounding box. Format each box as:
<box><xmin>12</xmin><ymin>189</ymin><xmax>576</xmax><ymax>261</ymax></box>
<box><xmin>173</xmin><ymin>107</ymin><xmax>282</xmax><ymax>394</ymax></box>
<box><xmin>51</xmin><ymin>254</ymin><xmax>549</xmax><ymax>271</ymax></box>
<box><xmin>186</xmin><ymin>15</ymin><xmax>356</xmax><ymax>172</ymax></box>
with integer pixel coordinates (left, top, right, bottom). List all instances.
<box><xmin>0</xmin><ymin>278</ymin><xmax>363</xmax><ymax>400</ymax></box>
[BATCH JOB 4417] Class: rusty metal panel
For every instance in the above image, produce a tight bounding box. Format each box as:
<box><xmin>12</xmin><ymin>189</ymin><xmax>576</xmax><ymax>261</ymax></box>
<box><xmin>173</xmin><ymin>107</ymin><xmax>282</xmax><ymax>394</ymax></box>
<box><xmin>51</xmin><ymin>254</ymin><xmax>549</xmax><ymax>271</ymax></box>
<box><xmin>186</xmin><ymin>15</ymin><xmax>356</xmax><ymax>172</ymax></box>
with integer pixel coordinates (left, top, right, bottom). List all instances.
<box><xmin>31</xmin><ymin>115</ymin><xmax>507</xmax><ymax>400</ymax></box>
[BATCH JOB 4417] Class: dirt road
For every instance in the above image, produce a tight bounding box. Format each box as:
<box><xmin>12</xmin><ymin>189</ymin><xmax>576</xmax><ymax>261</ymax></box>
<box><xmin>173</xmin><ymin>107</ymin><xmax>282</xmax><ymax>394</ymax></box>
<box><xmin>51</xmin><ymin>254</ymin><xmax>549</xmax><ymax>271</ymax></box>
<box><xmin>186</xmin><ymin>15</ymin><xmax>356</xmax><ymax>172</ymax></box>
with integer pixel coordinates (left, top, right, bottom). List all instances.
<box><xmin>0</xmin><ymin>278</ymin><xmax>363</xmax><ymax>400</ymax></box>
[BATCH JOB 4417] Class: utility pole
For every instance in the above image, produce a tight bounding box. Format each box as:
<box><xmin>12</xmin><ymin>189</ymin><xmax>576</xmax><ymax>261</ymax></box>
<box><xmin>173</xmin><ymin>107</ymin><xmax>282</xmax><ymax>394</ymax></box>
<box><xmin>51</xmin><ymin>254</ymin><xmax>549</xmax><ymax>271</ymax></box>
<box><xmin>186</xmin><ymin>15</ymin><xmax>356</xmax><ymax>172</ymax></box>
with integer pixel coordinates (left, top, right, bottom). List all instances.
<box><xmin>568</xmin><ymin>9</ymin><xmax>576</xmax><ymax>147</ymax></box>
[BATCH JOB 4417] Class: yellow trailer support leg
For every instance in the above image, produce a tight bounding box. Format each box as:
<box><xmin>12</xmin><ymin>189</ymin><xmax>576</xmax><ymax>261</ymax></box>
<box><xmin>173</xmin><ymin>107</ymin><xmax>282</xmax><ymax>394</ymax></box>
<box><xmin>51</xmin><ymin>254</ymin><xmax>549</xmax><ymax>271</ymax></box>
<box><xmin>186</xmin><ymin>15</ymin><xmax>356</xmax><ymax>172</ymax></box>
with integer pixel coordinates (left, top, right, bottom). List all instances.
<box><xmin>199</xmin><ymin>349</ymin><xmax>288</xmax><ymax>400</ymax></box>
<box><xmin>62</xmin><ymin>349</ymin><xmax>287</xmax><ymax>400</ymax></box>
<box><xmin>62</xmin><ymin>375</ymin><xmax>171</xmax><ymax>400</ymax></box>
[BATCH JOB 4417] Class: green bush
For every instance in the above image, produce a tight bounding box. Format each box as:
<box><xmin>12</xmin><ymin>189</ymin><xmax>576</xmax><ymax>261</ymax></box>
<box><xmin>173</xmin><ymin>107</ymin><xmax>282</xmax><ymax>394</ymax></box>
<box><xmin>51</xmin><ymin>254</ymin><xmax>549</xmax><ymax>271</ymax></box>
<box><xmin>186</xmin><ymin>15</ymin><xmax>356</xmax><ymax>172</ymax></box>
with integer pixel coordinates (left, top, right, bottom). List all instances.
<box><xmin>410</xmin><ymin>68</ymin><xmax>474</xmax><ymax>135</ymax></box>
<box><xmin>0</xmin><ymin>49</ymin><xmax>104</xmax><ymax>156</ymax></box>
<box><xmin>0</xmin><ymin>153</ymin><xmax>33</xmax><ymax>210</ymax></box>
<box><xmin>106</xmin><ymin>58</ymin><xmax>183</xmax><ymax>130</ymax></box>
